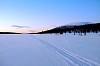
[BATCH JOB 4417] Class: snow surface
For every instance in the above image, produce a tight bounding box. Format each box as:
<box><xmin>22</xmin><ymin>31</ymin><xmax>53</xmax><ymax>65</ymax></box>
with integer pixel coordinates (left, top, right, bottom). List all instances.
<box><xmin>0</xmin><ymin>33</ymin><xmax>100</xmax><ymax>66</ymax></box>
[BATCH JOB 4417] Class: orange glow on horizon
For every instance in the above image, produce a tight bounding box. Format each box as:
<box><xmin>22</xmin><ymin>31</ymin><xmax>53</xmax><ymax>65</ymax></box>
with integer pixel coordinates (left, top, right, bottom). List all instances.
<box><xmin>0</xmin><ymin>28</ymin><xmax>47</xmax><ymax>33</ymax></box>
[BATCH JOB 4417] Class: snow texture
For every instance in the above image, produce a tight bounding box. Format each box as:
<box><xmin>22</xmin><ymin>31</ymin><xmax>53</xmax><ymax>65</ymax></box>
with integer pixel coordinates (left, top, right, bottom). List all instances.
<box><xmin>0</xmin><ymin>33</ymin><xmax>100</xmax><ymax>66</ymax></box>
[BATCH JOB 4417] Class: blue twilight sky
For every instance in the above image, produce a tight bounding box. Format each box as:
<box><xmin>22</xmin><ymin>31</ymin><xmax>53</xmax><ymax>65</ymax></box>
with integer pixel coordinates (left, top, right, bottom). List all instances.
<box><xmin>0</xmin><ymin>0</ymin><xmax>100</xmax><ymax>32</ymax></box>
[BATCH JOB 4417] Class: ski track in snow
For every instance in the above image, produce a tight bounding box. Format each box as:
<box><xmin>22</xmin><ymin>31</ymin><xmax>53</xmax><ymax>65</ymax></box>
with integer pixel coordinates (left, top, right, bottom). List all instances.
<box><xmin>30</xmin><ymin>35</ymin><xmax>100</xmax><ymax>66</ymax></box>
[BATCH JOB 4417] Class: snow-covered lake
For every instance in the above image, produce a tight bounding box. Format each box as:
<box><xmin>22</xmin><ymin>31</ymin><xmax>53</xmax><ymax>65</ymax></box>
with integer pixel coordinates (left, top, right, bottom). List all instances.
<box><xmin>0</xmin><ymin>33</ymin><xmax>100</xmax><ymax>66</ymax></box>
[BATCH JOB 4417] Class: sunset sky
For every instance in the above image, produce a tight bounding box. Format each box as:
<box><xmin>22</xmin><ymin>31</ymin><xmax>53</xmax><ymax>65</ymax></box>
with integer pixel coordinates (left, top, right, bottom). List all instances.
<box><xmin>0</xmin><ymin>0</ymin><xmax>100</xmax><ymax>33</ymax></box>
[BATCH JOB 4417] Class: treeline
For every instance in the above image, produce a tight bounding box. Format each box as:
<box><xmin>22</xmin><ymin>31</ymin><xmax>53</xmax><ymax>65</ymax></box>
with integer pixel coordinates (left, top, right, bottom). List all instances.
<box><xmin>38</xmin><ymin>23</ymin><xmax>100</xmax><ymax>35</ymax></box>
<box><xmin>0</xmin><ymin>32</ymin><xmax>21</xmax><ymax>34</ymax></box>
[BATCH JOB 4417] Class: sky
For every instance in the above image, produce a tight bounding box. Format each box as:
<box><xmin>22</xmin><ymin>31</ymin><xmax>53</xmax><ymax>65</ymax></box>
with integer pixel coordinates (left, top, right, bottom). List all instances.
<box><xmin>0</xmin><ymin>0</ymin><xmax>100</xmax><ymax>33</ymax></box>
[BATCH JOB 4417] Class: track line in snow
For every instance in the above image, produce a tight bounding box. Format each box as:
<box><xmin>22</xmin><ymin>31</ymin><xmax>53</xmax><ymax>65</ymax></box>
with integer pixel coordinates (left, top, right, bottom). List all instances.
<box><xmin>30</xmin><ymin>35</ymin><xmax>100</xmax><ymax>66</ymax></box>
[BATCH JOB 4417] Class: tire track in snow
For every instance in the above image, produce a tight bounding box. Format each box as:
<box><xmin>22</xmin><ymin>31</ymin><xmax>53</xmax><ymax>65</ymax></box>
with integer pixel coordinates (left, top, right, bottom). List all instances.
<box><xmin>30</xmin><ymin>35</ymin><xmax>100</xmax><ymax>66</ymax></box>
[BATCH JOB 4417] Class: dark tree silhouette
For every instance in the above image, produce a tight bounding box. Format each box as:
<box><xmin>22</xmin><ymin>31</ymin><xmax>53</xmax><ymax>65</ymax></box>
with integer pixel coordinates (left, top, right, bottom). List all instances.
<box><xmin>37</xmin><ymin>23</ymin><xmax>100</xmax><ymax>35</ymax></box>
<box><xmin>0</xmin><ymin>32</ymin><xmax>21</xmax><ymax>34</ymax></box>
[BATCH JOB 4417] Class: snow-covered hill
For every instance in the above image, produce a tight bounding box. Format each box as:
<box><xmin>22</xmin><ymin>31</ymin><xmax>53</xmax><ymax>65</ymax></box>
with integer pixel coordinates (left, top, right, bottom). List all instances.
<box><xmin>52</xmin><ymin>22</ymin><xmax>93</xmax><ymax>29</ymax></box>
<box><xmin>68</xmin><ymin>22</ymin><xmax>92</xmax><ymax>25</ymax></box>
<box><xmin>0</xmin><ymin>34</ymin><xmax>100</xmax><ymax>66</ymax></box>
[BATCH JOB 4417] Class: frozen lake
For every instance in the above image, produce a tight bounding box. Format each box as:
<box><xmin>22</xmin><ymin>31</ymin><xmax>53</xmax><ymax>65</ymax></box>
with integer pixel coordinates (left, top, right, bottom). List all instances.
<box><xmin>0</xmin><ymin>33</ymin><xmax>100</xmax><ymax>66</ymax></box>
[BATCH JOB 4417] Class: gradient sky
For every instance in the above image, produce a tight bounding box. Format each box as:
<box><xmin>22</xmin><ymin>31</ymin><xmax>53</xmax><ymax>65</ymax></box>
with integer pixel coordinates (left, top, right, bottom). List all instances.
<box><xmin>0</xmin><ymin>0</ymin><xmax>100</xmax><ymax>33</ymax></box>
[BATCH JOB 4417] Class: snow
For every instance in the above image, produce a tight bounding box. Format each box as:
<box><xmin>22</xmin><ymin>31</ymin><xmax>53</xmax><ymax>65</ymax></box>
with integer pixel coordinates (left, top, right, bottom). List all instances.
<box><xmin>68</xmin><ymin>22</ymin><xmax>92</xmax><ymax>25</ymax></box>
<box><xmin>0</xmin><ymin>33</ymin><xmax>100</xmax><ymax>66</ymax></box>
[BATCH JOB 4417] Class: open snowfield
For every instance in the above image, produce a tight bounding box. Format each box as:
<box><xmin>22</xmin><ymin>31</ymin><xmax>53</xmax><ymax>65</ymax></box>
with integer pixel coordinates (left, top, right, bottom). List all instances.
<box><xmin>0</xmin><ymin>33</ymin><xmax>100</xmax><ymax>66</ymax></box>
